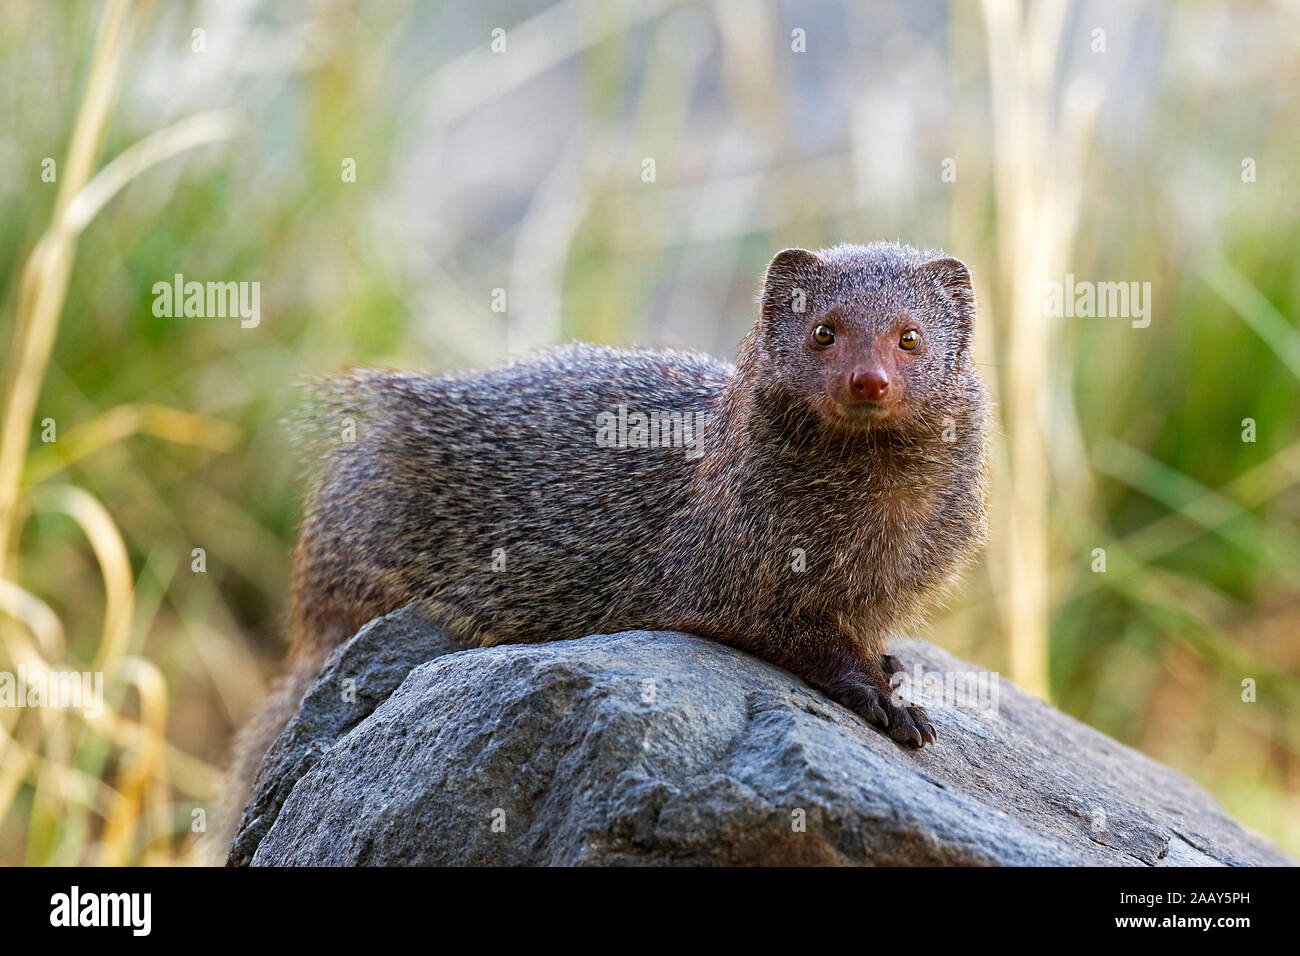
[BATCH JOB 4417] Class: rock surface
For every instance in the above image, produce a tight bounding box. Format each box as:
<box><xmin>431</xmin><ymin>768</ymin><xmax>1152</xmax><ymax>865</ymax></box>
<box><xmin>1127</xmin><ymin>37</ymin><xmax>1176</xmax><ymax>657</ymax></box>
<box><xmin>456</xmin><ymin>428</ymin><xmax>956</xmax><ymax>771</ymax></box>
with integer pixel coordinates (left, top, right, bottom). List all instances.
<box><xmin>230</xmin><ymin>605</ymin><xmax>1291</xmax><ymax>866</ymax></box>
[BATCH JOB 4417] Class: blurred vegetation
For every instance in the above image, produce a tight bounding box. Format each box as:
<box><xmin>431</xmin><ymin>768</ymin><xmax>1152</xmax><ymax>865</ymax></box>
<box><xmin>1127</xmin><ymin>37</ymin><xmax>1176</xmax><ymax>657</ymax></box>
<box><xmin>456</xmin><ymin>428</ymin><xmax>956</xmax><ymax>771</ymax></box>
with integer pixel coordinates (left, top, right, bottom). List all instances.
<box><xmin>0</xmin><ymin>0</ymin><xmax>1296</xmax><ymax>863</ymax></box>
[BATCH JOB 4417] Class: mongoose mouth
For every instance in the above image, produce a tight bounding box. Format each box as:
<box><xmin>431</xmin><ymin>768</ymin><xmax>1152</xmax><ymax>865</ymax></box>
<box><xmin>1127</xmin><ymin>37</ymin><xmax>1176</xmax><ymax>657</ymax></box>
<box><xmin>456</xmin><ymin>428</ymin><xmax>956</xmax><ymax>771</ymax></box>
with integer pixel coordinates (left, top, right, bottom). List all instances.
<box><xmin>818</xmin><ymin>397</ymin><xmax>898</xmax><ymax>428</ymax></box>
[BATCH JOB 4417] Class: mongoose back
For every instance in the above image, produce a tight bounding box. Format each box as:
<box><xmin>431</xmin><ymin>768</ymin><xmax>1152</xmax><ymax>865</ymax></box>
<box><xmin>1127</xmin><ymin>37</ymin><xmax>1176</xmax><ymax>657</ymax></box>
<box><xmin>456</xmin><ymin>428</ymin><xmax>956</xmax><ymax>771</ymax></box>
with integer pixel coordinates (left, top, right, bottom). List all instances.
<box><xmin>227</xmin><ymin>241</ymin><xmax>990</xmax><ymax>842</ymax></box>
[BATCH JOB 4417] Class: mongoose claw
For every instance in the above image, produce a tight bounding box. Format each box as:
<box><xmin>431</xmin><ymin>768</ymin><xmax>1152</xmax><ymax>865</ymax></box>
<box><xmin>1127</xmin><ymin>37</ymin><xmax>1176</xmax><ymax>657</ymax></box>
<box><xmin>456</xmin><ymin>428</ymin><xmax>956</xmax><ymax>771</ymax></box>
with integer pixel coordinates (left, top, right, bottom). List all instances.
<box><xmin>901</xmin><ymin>704</ymin><xmax>937</xmax><ymax>747</ymax></box>
<box><xmin>837</xmin><ymin>683</ymin><xmax>891</xmax><ymax>728</ymax></box>
<box><xmin>881</xmin><ymin>701</ymin><xmax>929</xmax><ymax>748</ymax></box>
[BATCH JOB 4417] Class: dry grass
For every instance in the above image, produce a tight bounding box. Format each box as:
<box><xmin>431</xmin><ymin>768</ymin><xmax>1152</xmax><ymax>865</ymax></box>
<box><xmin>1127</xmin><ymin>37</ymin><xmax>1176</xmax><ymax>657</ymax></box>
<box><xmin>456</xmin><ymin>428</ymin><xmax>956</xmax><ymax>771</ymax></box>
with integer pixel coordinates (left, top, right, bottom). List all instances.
<box><xmin>0</xmin><ymin>0</ymin><xmax>237</xmax><ymax>864</ymax></box>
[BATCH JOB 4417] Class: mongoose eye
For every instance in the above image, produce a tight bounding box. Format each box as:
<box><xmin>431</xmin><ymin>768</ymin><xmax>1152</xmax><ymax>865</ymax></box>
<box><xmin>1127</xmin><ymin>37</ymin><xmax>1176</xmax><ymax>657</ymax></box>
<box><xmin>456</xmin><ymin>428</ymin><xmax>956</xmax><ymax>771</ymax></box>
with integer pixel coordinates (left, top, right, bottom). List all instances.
<box><xmin>899</xmin><ymin>329</ymin><xmax>920</xmax><ymax>351</ymax></box>
<box><xmin>811</xmin><ymin>324</ymin><xmax>835</xmax><ymax>347</ymax></box>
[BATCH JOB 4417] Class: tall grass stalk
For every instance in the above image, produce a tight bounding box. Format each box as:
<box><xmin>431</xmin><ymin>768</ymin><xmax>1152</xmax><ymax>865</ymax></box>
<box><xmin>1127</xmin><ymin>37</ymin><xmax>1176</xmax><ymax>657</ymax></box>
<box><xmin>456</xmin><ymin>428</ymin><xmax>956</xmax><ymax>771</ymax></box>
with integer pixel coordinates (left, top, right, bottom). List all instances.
<box><xmin>979</xmin><ymin>0</ymin><xmax>1102</xmax><ymax>699</ymax></box>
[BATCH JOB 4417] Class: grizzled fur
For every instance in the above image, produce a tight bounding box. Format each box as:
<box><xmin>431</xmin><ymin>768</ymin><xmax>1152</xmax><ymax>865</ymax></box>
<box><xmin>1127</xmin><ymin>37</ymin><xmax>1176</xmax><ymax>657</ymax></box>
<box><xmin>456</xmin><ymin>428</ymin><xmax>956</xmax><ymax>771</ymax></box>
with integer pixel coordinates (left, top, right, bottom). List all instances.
<box><xmin>225</xmin><ymin>242</ymin><xmax>990</xmax><ymax>841</ymax></box>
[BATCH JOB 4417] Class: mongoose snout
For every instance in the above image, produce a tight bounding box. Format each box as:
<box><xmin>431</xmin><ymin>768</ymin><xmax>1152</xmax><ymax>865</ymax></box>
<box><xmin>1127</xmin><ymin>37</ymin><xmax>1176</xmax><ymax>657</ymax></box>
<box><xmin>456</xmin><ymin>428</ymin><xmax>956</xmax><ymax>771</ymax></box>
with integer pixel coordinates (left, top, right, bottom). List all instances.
<box><xmin>848</xmin><ymin>366</ymin><xmax>890</xmax><ymax>401</ymax></box>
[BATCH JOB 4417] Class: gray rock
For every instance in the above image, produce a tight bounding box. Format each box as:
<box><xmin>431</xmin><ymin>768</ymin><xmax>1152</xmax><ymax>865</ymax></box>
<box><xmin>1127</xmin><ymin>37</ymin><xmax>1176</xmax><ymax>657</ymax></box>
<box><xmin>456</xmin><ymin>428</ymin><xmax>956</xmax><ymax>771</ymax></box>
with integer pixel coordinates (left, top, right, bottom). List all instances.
<box><xmin>231</xmin><ymin>606</ymin><xmax>1292</xmax><ymax>866</ymax></box>
<box><xmin>225</xmin><ymin>605</ymin><xmax>474</xmax><ymax>866</ymax></box>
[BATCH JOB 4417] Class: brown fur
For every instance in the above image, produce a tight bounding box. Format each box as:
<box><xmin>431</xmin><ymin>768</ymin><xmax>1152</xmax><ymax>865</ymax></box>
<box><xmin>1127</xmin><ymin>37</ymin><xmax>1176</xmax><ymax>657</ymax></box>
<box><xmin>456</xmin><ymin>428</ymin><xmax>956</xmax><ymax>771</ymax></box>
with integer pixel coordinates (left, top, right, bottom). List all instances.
<box><xmin>221</xmin><ymin>242</ymin><xmax>991</xmax><ymax>848</ymax></box>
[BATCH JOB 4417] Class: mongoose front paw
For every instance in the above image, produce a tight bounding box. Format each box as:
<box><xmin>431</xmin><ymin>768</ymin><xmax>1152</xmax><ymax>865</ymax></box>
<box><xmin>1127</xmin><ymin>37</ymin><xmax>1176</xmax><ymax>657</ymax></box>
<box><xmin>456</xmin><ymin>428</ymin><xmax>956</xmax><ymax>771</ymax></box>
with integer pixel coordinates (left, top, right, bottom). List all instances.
<box><xmin>834</xmin><ymin>682</ymin><xmax>937</xmax><ymax>748</ymax></box>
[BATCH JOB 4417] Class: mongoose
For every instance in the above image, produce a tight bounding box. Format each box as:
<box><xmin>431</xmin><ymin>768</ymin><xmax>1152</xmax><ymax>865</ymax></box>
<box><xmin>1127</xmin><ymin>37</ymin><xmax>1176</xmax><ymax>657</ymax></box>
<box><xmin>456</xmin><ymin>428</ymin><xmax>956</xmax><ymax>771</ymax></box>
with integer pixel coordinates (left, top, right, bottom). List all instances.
<box><xmin>227</xmin><ymin>241</ymin><xmax>989</xmax><ymax>835</ymax></box>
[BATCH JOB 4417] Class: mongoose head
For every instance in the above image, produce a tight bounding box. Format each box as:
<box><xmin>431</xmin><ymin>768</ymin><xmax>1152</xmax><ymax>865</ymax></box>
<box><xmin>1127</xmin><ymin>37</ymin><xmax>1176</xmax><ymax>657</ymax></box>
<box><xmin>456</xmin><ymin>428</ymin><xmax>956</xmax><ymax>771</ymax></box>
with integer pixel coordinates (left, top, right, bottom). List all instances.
<box><xmin>754</xmin><ymin>242</ymin><xmax>980</xmax><ymax>433</ymax></box>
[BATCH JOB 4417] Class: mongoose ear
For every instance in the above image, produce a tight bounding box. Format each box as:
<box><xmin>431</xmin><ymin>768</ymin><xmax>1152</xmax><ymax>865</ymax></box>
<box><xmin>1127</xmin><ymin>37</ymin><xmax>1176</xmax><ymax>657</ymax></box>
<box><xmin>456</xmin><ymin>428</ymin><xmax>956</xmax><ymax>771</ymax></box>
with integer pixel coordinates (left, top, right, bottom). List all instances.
<box><xmin>761</xmin><ymin>248</ymin><xmax>822</xmax><ymax>323</ymax></box>
<box><xmin>916</xmin><ymin>256</ymin><xmax>975</xmax><ymax>316</ymax></box>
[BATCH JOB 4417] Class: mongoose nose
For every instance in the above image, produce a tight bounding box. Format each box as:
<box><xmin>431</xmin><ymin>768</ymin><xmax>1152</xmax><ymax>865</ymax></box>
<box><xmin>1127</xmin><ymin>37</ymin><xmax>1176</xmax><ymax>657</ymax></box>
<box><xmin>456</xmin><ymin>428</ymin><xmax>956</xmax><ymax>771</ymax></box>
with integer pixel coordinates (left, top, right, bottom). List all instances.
<box><xmin>849</xmin><ymin>367</ymin><xmax>889</xmax><ymax>401</ymax></box>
